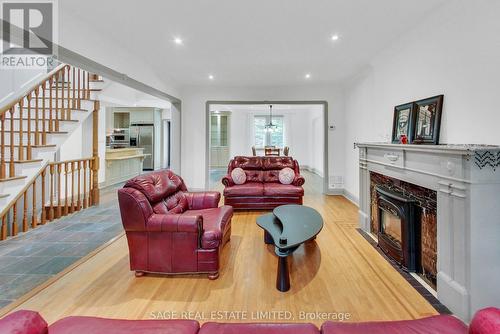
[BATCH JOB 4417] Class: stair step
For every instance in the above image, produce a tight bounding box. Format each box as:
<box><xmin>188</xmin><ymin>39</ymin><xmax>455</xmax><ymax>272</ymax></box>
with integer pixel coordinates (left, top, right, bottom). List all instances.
<box><xmin>35</xmin><ymin>97</ymin><xmax>98</xmax><ymax>102</ymax></box>
<box><xmin>11</xmin><ymin>144</ymin><xmax>56</xmax><ymax>148</ymax></box>
<box><xmin>46</xmin><ymin>87</ymin><xmax>102</xmax><ymax>92</ymax></box>
<box><xmin>0</xmin><ymin>175</ymin><xmax>27</xmax><ymax>183</ymax></box>
<box><xmin>4</xmin><ymin>130</ymin><xmax>68</xmax><ymax>134</ymax></box>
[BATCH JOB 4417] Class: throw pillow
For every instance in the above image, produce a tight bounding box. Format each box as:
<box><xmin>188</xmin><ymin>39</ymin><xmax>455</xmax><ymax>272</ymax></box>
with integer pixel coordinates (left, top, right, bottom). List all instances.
<box><xmin>279</xmin><ymin>167</ymin><xmax>295</xmax><ymax>185</ymax></box>
<box><xmin>231</xmin><ymin>167</ymin><xmax>247</xmax><ymax>185</ymax></box>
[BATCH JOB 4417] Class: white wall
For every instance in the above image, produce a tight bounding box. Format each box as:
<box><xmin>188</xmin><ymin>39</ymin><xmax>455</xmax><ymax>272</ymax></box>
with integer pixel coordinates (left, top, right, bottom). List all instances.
<box><xmin>180</xmin><ymin>84</ymin><xmax>344</xmax><ymax>190</ymax></box>
<box><xmin>0</xmin><ymin>68</ymin><xmax>46</xmax><ymax>107</ymax></box>
<box><xmin>343</xmin><ymin>0</ymin><xmax>500</xmax><ymax>201</ymax></box>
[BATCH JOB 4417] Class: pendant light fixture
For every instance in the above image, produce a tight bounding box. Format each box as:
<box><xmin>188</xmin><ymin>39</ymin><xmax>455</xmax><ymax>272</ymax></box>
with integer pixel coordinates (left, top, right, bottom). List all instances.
<box><xmin>264</xmin><ymin>104</ymin><xmax>277</xmax><ymax>132</ymax></box>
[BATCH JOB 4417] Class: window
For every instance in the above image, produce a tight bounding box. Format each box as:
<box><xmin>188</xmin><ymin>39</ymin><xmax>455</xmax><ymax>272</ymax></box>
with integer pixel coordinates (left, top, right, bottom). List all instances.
<box><xmin>254</xmin><ymin>115</ymin><xmax>284</xmax><ymax>147</ymax></box>
<box><xmin>210</xmin><ymin>114</ymin><xmax>228</xmax><ymax>146</ymax></box>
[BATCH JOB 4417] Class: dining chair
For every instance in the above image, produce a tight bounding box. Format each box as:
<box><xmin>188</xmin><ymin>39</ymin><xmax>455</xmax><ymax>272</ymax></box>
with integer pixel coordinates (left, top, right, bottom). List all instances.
<box><xmin>283</xmin><ymin>146</ymin><xmax>290</xmax><ymax>156</ymax></box>
<box><xmin>252</xmin><ymin>146</ymin><xmax>257</xmax><ymax>156</ymax></box>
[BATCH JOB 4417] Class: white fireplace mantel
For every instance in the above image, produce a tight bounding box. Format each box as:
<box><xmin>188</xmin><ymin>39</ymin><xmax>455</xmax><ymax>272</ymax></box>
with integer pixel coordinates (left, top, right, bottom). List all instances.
<box><xmin>356</xmin><ymin>142</ymin><xmax>500</xmax><ymax>321</ymax></box>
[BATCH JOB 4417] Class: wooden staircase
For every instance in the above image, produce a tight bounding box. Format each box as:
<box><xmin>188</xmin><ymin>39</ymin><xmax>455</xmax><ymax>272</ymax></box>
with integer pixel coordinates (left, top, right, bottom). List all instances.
<box><xmin>0</xmin><ymin>64</ymin><xmax>102</xmax><ymax>240</ymax></box>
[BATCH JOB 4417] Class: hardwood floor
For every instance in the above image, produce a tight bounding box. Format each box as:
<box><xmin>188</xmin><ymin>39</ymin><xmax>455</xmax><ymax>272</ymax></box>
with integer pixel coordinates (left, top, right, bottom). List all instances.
<box><xmin>1</xmin><ymin>175</ymin><xmax>438</xmax><ymax>326</ymax></box>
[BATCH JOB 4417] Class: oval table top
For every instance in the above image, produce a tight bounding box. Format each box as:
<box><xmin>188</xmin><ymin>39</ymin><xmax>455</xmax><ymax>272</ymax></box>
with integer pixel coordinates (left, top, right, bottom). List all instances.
<box><xmin>256</xmin><ymin>204</ymin><xmax>323</xmax><ymax>252</ymax></box>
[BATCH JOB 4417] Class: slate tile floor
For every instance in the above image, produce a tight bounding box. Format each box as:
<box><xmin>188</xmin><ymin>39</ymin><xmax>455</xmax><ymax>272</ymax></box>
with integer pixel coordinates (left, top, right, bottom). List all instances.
<box><xmin>0</xmin><ymin>184</ymin><xmax>124</xmax><ymax>309</ymax></box>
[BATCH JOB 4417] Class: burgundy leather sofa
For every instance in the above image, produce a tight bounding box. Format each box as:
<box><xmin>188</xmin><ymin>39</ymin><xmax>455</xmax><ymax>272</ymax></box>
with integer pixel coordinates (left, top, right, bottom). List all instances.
<box><xmin>1</xmin><ymin>307</ymin><xmax>499</xmax><ymax>334</ymax></box>
<box><xmin>118</xmin><ymin>170</ymin><xmax>232</xmax><ymax>279</ymax></box>
<box><xmin>222</xmin><ymin>156</ymin><xmax>305</xmax><ymax>210</ymax></box>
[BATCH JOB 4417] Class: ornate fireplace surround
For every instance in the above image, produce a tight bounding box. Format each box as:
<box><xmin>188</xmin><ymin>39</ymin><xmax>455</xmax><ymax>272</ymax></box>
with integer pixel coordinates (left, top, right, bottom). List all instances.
<box><xmin>356</xmin><ymin>143</ymin><xmax>500</xmax><ymax>321</ymax></box>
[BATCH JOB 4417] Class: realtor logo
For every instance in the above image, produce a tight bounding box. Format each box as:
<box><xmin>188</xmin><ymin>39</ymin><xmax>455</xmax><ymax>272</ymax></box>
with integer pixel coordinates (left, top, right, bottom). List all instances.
<box><xmin>1</xmin><ymin>0</ymin><xmax>57</xmax><ymax>68</ymax></box>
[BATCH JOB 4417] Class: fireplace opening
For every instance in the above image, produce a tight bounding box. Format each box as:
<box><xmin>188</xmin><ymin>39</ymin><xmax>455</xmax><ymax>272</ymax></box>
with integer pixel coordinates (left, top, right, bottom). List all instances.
<box><xmin>376</xmin><ymin>186</ymin><xmax>421</xmax><ymax>272</ymax></box>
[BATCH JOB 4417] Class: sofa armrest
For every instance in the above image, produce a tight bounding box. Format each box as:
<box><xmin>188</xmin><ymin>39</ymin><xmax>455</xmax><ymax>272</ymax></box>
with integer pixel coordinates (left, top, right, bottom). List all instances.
<box><xmin>470</xmin><ymin>307</ymin><xmax>500</xmax><ymax>334</ymax></box>
<box><xmin>185</xmin><ymin>191</ymin><xmax>221</xmax><ymax>209</ymax></box>
<box><xmin>221</xmin><ymin>175</ymin><xmax>234</xmax><ymax>187</ymax></box>
<box><xmin>118</xmin><ymin>188</ymin><xmax>153</xmax><ymax>232</ymax></box>
<box><xmin>0</xmin><ymin>310</ymin><xmax>48</xmax><ymax>334</ymax></box>
<box><xmin>293</xmin><ymin>174</ymin><xmax>305</xmax><ymax>186</ymax></box>
<box><xmin>147</xmin><ymin>213</ymin><xmax>203</xmax><ymax>233</ymax></box>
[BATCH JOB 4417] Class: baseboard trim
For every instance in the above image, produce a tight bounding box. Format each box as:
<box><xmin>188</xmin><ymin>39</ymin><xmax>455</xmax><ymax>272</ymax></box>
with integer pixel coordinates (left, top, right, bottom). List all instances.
<box><xmin>325</xmin><ymin>188</ymin><xmax>343</xmax><ymax>195</ymax></box>
<box><xmin>342</xmin><ymin>189</ymin><xmax>359</xmax><ymax>205</ymax></box>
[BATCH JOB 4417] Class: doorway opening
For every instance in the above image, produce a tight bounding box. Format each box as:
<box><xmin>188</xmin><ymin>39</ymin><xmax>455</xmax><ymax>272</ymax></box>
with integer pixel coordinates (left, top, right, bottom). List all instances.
<box><xmin>206</xmin><ymin>101</ymin><xmax>328</xmax><ymax>195</ymax></box>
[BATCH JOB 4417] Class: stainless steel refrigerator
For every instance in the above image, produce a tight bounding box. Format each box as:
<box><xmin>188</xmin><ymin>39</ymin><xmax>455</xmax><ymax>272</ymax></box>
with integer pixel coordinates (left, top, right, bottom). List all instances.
<box><xmin>130</xmin><ymin>123</ymin><xmax>154</xmax><ymax>170</ymax></box>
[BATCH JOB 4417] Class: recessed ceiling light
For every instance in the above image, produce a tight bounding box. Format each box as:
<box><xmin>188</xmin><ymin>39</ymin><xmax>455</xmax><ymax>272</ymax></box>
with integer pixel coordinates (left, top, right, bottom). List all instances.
<box><xmin>305</xmin><ymin>73</ymin><xmax>311</xmax><ymax>79</ymax></box>
<box><xmin>208</xmin><ymin>74</ymin><xmax>214</xmax><ymax>80</ymax></box>
<box><xmin>331</xmin><ymin>34</ymin><xmax>339</xmax><ymax>41</ymax></box>
<box><xmin>174</xmin><ymin>37</ymin><xmax>183</xmax><ymax>45</ymax></box>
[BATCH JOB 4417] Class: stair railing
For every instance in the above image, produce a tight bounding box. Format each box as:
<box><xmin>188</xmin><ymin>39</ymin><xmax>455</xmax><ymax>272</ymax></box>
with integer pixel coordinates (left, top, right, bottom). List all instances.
<box><xmin>0</xmin><ymin>63</ymin><xmax>92</xmax><ymax>180</ymax></box>
<box><xmin>0</xmin><ymin>157</ymin><xmax>98</xmax><ymax>240</ymax></box>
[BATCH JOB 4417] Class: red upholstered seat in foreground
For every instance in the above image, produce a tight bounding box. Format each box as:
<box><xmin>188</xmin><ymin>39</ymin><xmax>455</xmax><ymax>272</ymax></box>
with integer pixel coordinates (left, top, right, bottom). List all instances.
<box><xmin>1</xmin><ymin>308</ymin><xmax>499</xmax><ymax>334</ymax></box>
<box><xmin>118</xmin><ymin>170</ymin><xmax>233</xmax><ymax>279</ymax></box>
<box><xmin>199</xmin><ymin>322</ymin><xmax>319</xmax><ymax>334</ymax></box>
<box><xmin>222</xmin><ymin>156</ymin><xmax>305</xmax><ymax>209</ymax></box>
<box><xmin>321</xmin><ymin>314</ymin><xmax>468</xmax><ymax>334</ymax></box>
<box><xmin>49</xmin><ymin>316</ymin><xmax>199</xmax><ymax>334</ymax></box>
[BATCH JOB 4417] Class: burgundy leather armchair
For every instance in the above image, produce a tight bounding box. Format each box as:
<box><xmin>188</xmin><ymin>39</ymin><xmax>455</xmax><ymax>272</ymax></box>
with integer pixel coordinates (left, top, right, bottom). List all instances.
<box><xmin>222</xmin><ymin>156</ymin><xmax>305</xmax><ymax>210</ymax></box>
<box><xmin>118</xmin><ymin>170</ymin><xmax>232</xmax><ymax>279</ymax></box>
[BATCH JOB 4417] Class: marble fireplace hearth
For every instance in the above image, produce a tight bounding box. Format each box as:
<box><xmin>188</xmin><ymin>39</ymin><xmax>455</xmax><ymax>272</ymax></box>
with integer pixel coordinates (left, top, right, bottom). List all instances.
<box><xmin>356</xmin><ymin>143</ymin><xmax>500</xmax><ymax>321</ymax></box>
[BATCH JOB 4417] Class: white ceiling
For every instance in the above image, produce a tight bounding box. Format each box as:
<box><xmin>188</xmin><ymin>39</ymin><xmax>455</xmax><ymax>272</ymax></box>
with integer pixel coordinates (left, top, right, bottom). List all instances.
<box><xmin>61</xmin><ymin>0</ymin><xmax>448</xmax><ymax>88</ymax></box>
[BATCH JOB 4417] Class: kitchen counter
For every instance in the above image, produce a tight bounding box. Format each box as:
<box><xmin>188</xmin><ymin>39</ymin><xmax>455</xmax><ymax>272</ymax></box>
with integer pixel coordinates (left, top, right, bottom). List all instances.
<box><xmin>104</xmin><ymin>147</ymin><xmax>147</xmax><ymax>186</ymax></box>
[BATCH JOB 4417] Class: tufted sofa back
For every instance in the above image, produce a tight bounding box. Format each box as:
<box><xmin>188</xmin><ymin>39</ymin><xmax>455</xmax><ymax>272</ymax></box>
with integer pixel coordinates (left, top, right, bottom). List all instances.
<box><xmin>228</xmin><ymin>156</ymin><xmax>300</xmax><ymax>183</ymax></box>
<box><xmin>124</xmin><ymin>169</ymin><xmax>189</xmax><ymax>214</ymax></box>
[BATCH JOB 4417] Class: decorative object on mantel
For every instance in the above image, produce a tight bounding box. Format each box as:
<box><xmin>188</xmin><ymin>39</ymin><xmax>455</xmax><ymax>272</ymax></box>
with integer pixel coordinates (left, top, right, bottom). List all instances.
<box><xmin>391</xmin><ymin>103</ymin><xmax>414</xmax><ymax>143</ymax></box>
<box><xmin>412</xmin><ymin>95</ymin><xmax>444</xmax><ymax>144</ymax></box>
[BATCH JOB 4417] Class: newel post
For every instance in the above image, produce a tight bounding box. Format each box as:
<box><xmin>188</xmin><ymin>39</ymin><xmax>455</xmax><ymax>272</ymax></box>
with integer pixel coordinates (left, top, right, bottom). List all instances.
<box><xmin>92</xmin><ymin>100</ymin><xmax>100</xmax><ymax>205</ymax></box>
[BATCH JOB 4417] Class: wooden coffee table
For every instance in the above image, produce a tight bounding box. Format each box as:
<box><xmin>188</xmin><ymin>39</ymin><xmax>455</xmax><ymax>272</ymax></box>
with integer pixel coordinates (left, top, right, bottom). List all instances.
<box><xmin>256</xmin><ymin>205</ymin><xmax>323</xmax><ymax>292</ymax></box>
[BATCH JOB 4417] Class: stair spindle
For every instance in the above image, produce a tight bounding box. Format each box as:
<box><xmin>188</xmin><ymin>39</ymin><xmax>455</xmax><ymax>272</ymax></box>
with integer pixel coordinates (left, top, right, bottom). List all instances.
<box><xmin>57</xmin><ymin>163</ymin><xmax>62</xmax><ymax>218</ymax></box>
<box><xmin>11</xmin><ymin>201</ymin><xmax>18</xmax><ymax>236</ymax></box>
<box><xmin>0</xmin><ymin>113</ymin><xmax>5</xmax><ymax>179</ymax></box>
<box><xmin>1</xmin><ymin>216</ymin><xmax>6</xmax><ymax>240</ymax></box>
<box><xmin>42</xmin><ymin>80</ymin><xmax>47</xmax><ymax>145</ymax></box>
<box><xmin>34</xmin><ymin>87</ymin><xmax>40</xmax><ymax>146</ymax></box>
<box><xmin>77</xmin><ymin>69</ymin><xmax>81</xmax><ymax>109</ymax></box>
<box><xmin>76</xmin><ymin>161</ymin><xmax>81</xmax><ymax>211</ymax></box>
<box><xmin>9</xmin><ymin>107</ymin><xmax>15</xmax><ymax>177</ymax></box>
<box><xmin>26</xmin><ymin>93</ymin><xmax>32</xmax><ymax>160</ymax></box>
<box><xmin>55</xmin><ymin>71</ymin><xmax>60</xmax><ymax>131</ymax></box>
<box><xmin>66</xmin><ymin>66</ymin><xmax>71</xmax><ymax>120</ymax></box>
<box><xmin>72</xmin><ymin>67</ymin><xmax>76</xmax><ymax>109</ymax></box>
<box><xmin>31</xmin><ymin>181</ymin><xmax>37</xmax><ymax>228</ymax></box>
<box><xmin>22</xmin><ymin>191</ymin><xmax>28</xmax><ymax>232</ymax></box>
<box><xmin>49</xmin><ymin>164</ymin><xmax>55</xmax><ymax>221</ymax></box>
<box><xmin>18</xmin><ymin>99</ymin><xmax>24</xmax><ymax>161</ymax></box>
<box><xmin>70</xmin><ymin>161</ymin><xmax>75</xmax><ymax>213</ymax></box>
<box><xmin>49</xmin><ymin>77</ymin><xmax>54</xmax><ymax>132</ymax></box>
<box><xmin>86</xmin><ymin>71</ymin><xmax>90</xmax><ymax>99</ymax></box>
<box><xmin>83</xmin><ymin>160</ymin><xmax>87</xmax><ymax>209</ymax></box>
<box><xmin>64</xmin><ymin>162</ymin><xmax>69</xmax><ymax>216</ymax></box>
<box><xmin>41</xmin><ymin>169</ymin><xmax>46</xmax><ymax>224</ymax></box>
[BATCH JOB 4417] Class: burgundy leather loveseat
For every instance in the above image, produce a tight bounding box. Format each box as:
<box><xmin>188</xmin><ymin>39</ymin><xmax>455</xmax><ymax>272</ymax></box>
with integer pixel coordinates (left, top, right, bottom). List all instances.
<box><xmin>1</xmin><ymin>307</ymin><xmax>499</xmax><ymax>334</ymax></box>
<box><xmin>222</xmin><ymin>156</ymin><xmax>305</xmax><ymax>210</ymax></box>
<box><xmin>118</xmin><ymin>170</ymin><xmax>232</xmax><ymax>279</ymax></box>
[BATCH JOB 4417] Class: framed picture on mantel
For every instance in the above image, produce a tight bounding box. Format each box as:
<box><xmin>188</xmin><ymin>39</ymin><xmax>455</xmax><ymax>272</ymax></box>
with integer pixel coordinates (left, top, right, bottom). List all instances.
<box><xmin>391</xmin><ymin>103</ymin><xmax>414</xmax><ymax>143</ymax></box>
<box><xmin>411</xmin><ymin>95</ymin><xmax>444</xmax><ymax>145</ymax></box>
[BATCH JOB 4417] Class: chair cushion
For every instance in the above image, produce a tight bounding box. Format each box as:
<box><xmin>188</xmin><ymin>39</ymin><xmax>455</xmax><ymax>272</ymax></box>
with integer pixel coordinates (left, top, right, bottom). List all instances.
<box><xmin>152</xmin><ymin>190</ymin><xmax>189</xmax><ymax>214</ymax></box>
<box><xmin>224</xmin><ymin>182</ymin><xmax>264</xmax><ymax>197</ymax></box>
<box><xmin>244</xmin><ymin>170</ymin><xmax>264</xmax><ymax>182</ymax></box>
<box><xmin>49</xmin><ymin>316</ymin><xmax>199</xmax><ymax>334</ymax></box>
<box><xmin>231</xmin><ymin>167</ymin><xmax>247</xmax><ymax>184</ymax></box>
<box><xmin>279</xmin><ymin>167</ymin><xmax>295</xmax><ymax>184</ymax></box>
<box><xmin>263</xmin><ymin>183</ymin><xmax>304</xmax><ymax>197</ymax></box>
<box><xmin>125</xmin><ymin>170</ymin><xmax>186</xmax><ymax>203</ymax></box>
<box><xmin>321</xmin><ymin>315</ymin><xmax>467</xmax><ymax>334</ymax></box>
<box><xmin>0</xmin><ymin>310</ymin><xmax>48</xmax><ymax>334</ymax></box>
<box><xmin>189</xmin><ymin>206</ymin><xmax>233</xmax><ymax>249</ymax></box>
<box><xmin>200</xmin><ymin>322</ymin><xmax>319</xmax><ymax>334</ymax></box>
<box><xmin>262</xmin><ymin>170</ymin><xmax>280</xmax><ymax>183</ymax></box>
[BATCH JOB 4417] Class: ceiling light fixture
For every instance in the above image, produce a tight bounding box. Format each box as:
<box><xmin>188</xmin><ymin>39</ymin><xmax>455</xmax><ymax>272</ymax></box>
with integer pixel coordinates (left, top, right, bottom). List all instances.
<box><xmin>264</xmin><ymin>105</ymin><xmax>277</xmax><ymax>132</ymax></box>
<box><xmin>174</xmin><ymin>37</ymin><xmax>183</xmax><ymax>45</ymax></box>
<box><xmin>305</xmin><ymin>73</ymin><xmax>311</xmax><ymax>79</ymax></box>
<box><xmin>331</xmin><ymin>34</ymin><xmax>339</xmax><ymax>41</ymax></box>
<box><xmin>208</xmin><ymin>74</ymin><xmax>214</xmax><ymax>80</ymax></box>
